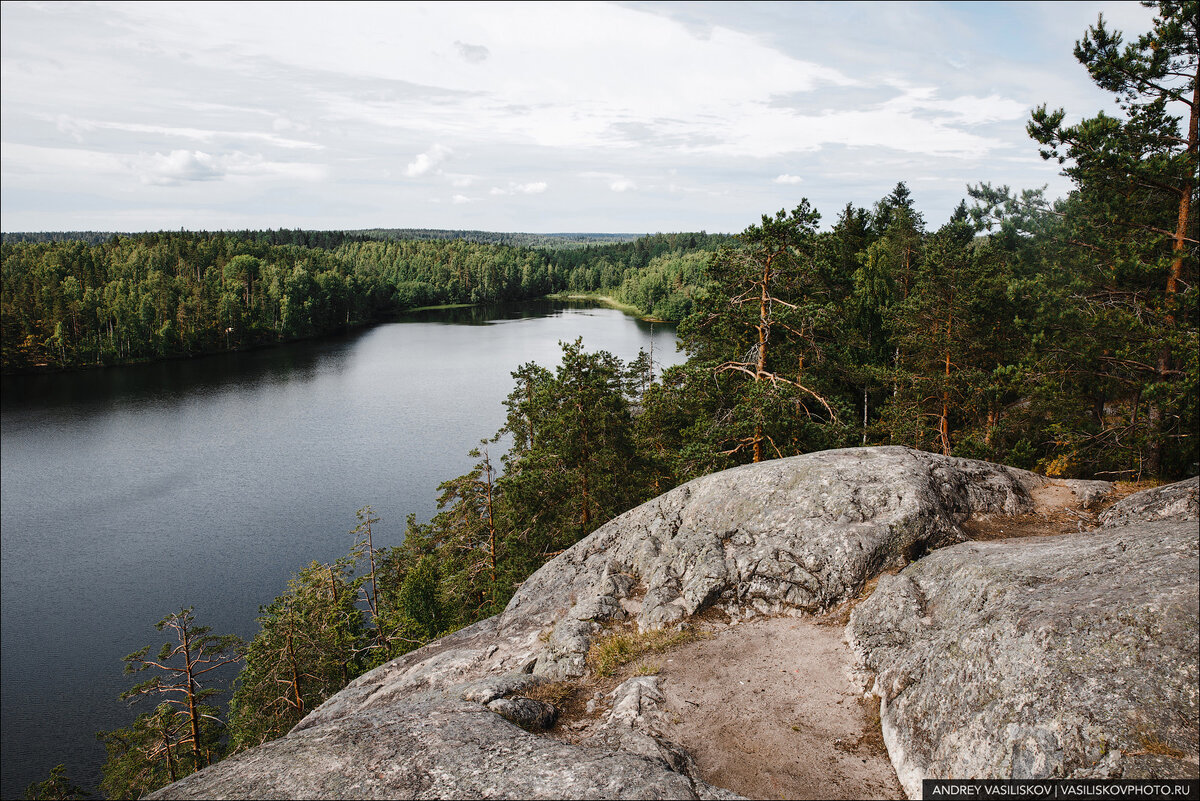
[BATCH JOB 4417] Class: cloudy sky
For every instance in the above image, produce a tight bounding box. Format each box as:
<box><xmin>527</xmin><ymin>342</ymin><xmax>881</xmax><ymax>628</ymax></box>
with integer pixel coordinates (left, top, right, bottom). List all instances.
<box><xmin>1</xmin><ymin>1</ymin><xmax>1157</xmax><ymax>233</ymax></box>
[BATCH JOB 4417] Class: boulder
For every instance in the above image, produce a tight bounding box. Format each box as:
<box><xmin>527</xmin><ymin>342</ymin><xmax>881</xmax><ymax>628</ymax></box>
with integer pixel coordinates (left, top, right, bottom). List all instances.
<box><xmin>486</xmin><ymin>696</ymin><xmax>557</xmax><ymax>730</ymax></box>
<box><xmin>848</xmin><ymin>479</ymin><xmax>1200</xmax><ymax>798</ymax></box>
<box><xmin>510</xmin><ymin>446</ymin><xmax>1074</xmax><ymax>679</ymax></box>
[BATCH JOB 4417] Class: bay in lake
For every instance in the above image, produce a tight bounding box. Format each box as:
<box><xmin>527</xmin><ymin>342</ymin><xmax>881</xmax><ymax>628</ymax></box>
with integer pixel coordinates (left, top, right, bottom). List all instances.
<box><xmin>0</xmin><ymin>300</ymin><xmax>682</xmax><ymax>798</ymax></box>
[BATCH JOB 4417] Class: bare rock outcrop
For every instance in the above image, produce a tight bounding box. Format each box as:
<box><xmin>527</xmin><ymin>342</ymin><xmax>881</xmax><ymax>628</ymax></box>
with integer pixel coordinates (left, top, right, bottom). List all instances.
<box><xmin>509</xmin><ymin>446</ymin><xmax>1068</xmax><ymax>680</ymax></box>
<box><xmin>157</xmin><ymin>687</ymin><xmax>736</xmax><ymax>800</ymax></box>
<box><xmin>1099</xmin><ymin>476</ymin><xmax>1199</xmax><ymax>528</ymax></box>
<box><xmin>151</xmin><ymin>447</ymin><xmax>1128</xmax><ymax>799</ymax></box>
<box><xmin>848</xmin><ymin>478</ymin><xmax>1200</xmax><ymax>798</ymax></box>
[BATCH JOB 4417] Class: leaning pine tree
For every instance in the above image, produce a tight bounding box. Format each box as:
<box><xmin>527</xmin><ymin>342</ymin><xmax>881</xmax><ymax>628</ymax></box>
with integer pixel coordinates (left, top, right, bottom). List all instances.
<box><xmin>227</xmin><ymin>557</ymin><xmax>365</xmax><ymax>751</ymax></box>
<box><xmin>98</xmin><ymin>608</ymin><xmax>243</xmax><ymax>799</ymax></box>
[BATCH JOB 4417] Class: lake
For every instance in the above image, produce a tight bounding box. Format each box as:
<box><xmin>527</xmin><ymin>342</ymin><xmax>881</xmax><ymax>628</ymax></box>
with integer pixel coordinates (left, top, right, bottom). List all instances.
<box><xmin>0</xmin><ymin>300</ymin><xmax>682</xmax><ymax>798</ymax></box>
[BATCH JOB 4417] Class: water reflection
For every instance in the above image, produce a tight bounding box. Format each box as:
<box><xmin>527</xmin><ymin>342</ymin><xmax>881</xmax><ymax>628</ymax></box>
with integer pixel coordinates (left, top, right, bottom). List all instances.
<box><xmin>0</xmin><ymin>301</ymin><xmax>680</xmax><ymax>798</ymax></box>
<box><xmin>1</xmin><ymin>330</ymin><xmax>368</xmax><ymax>416</ymax></box>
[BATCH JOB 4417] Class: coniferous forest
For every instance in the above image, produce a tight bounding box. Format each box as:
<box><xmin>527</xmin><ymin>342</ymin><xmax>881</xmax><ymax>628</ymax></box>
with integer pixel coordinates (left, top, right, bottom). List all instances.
<box><xmin>11</xmin><ymin>4</ymin><xmax>1197</xmax><ymax>798</ymax></box>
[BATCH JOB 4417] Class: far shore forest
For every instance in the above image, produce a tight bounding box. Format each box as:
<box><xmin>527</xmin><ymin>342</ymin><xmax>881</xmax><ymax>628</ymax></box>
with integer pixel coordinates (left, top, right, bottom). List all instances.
<box><xmin>10</xmin><ymin>5</ymin><xmax>1197</xmax><ymax>799</ymax></box>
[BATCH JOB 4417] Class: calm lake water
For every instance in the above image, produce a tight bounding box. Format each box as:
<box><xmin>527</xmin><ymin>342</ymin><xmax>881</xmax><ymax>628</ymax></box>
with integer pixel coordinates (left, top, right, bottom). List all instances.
<box><xmin>0</xmin><ymin>300</ymin><xmax>682</xmax><ymax>797</ymax></box>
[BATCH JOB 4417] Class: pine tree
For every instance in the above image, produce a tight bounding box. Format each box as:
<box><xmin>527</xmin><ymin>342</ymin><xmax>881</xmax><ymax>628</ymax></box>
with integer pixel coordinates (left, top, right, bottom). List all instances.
<box><xmin>884</xmin><ymin>213</ymin><xmax>987</xmax><ymax>455</ymax></box>
<box><xmin>679</xmin><ymin>202</ymin><xmax>839</xmax><ymax>463</ymax></box>
<box><xmin>97</xmin><ymin>704</ymin><xmax>189</xmax><ymax>800</ymax></box>
<box><xmin>116</xmin><ymin>609</ymin><xmax>243</xmax><ymax>771</ymax></box>
<box><xmin>1026</xmin><ymin>0</ymin><xmax>1198</xmax><ymax>476</ymax></box>
<box><xmin>23</xmin><ymin>764</ymin><xmax>88</xmax><ymax>801</ymax></box>
<box><xmin>98</xmin><ymin>609</ymin><xmax>243</xmax><ymax>798</ymax></box>
<box><xmin>422</xmin><ymin>442</ymin><xmax>508</xmax><ymax>621</ymax></box>
<box><xmin>498</xmin><ymin>340</ymin><xmax>649</xmax><ymax>561</ymax></box>
<box><xmin>227</xmin><ymin>558</ymin><xmax>365</xmax><ymax>750</ymax></box>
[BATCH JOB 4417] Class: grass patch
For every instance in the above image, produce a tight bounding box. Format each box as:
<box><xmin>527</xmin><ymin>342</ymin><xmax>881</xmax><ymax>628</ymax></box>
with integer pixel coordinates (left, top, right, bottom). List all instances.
<box><xmin>405</xmin><ymin>302</ymin><xmax>477</xmax><ymax>312</ymax></box>
<box><xmin>1092</xmin><ymin>478</ymin><xmax>1166</xmax><ymax>514</ymax></box>
<box><xmin>586</xmin><ymin>627</ymin><xmax>699</xmax><ymax>678</ymax></box>
<box><xmin>524</xmin><ymin>680</ymin><xmax>576</xmax><ymax>708</ymax></box>
<box><xmin>543</xmin><ymin>292</ymin><xmax>655</xmax><ymax>319</ymax></box>
<box><xmin>1113</xmin><ymin>478</ymin><xmax>1166</xmax><ymax>493</ymax></box>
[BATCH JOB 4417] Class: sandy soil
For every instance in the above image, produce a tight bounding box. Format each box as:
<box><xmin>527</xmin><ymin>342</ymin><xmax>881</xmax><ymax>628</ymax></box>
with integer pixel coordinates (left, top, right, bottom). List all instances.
<box><xmin>541</xmin><ymin>480</ymin><xmax>1144</xmax><ymax>799</ymax></box>
<box><xmin>551</xmin><ymin>614</ymin><xmax>904</xmax><ymax>800</ymax></box>
<box><xmin>963</xmin><ymin>480</ymin><xmax>1106</xmax><ymax>540</ymax></box>
<box><xmin>652</xmin><ymin>616</ymin><xmax>903</xmax><ymax>800</ymax></box>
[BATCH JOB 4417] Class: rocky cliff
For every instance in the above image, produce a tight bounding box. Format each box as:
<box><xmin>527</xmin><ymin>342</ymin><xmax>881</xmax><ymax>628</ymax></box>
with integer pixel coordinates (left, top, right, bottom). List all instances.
<box><xmin>150</xmin><ymin>447</ymin><xmax>1198</xmax><ymax>800</ymax></box>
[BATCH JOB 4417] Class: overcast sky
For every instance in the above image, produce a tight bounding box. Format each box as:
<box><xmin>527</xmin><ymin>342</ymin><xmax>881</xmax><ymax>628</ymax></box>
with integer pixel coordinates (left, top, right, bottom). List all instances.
<box><xmin>0</xmin><ymin>1</ymin><xmax>1158</xmax><ymax>234</ymax></box>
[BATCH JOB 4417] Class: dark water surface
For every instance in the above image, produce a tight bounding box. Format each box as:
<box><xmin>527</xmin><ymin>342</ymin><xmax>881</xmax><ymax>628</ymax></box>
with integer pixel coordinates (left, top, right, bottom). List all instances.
<box><xmin>0</xmin><ymin>301</ymin><xmax>681</xmax><ymax>797</ymax></box>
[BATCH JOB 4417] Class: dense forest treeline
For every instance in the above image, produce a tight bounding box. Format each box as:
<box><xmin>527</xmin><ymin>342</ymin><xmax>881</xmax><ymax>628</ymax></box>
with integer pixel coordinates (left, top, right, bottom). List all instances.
<box><xmin>0</xmin><ymin>230</ymin><xmax>729</xmax><ymax>371</ymax></box>
<box><xmin>19</xmin><ymin>4</ymin><xmax>1198</xmax><ymax>798</ymax></box>
<box><xmin>1</xmin><ymin>228</ymin><xmax>644</xmax><ymax>249</ymax></box>
<box><xmin>357</xmin><ymin>229</ymin><xmax>644</xmax><ymax>248</ymax></box>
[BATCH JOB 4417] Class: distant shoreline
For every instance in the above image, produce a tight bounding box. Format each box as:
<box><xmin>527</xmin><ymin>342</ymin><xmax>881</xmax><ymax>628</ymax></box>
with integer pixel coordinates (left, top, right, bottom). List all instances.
<box><xmin>544</xmin><ymin>292</ymin><xmax>666</xmax><ymax>323</ymax></box>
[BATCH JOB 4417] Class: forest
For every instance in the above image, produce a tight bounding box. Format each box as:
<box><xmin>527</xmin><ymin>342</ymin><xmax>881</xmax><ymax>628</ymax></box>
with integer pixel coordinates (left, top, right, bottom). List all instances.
<box><xmin>16</xmin><ymin>3</ymin><xmax>1197</xmax><ymax>798</ymax></box>
<box><xmin>0</xmin><ymin>228</ymin><xmax>727</xmax><ymax>370</ymax></box>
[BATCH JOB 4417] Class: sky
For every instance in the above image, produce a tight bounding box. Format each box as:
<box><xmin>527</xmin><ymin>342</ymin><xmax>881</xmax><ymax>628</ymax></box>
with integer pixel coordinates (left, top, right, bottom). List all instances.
<box><xmin>0</xmin><ymin>1</ymin><xmax>1160</xmax><ymax>234</ymax></box>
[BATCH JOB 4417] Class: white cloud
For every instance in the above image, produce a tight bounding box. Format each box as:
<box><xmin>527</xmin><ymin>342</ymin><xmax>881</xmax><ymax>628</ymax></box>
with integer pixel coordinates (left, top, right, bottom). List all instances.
<box><xmin>138</xmin><ymin>149</ymin><xmax>221</xmax><ymax>184</ymax></box>
<box><xmin>134</xmin><ymin>150</ymin><xmax>328</xmax><ymax>186</ymax></box>
<box><xmin>454</xmin><ymin>40</ymin><xmax>489</xmax><ymax>64</ymax></box>
<box><xmin>879</xmin><ymin>86</ymin><xmax>1028</xmax><ymax>126</ymax></box>
<box><xmin>1</xmin><ymin>0</ymin><xmax>1138</xmax><ymax>231</ymax></box>
<box><xmin>44</xmin><ymin>114</ymin><xmax>324</xmax><ymax>150</ymax></box>
<box><xmin>580</xmin><ymin>171</ymin><xmax>637</xmax><ymax>193</ymax></box>
<box><xmin>451</xmin><ymin>194</ymin><xmax>472</xmax><ymax>204</ymax></box>
<box><xmin>86</xmin><ymin>2</ymin><xmax>861</xmax><ymax>157</ymax></box>
<box><xmin>404</xmin><ymin>144</ymin><xmax>452</xmax><ymax>177</ymax></box>
<box><xmin>488</xmin><ymin>181</ymin><xmax>548</xmax><ymax>196</ymax></box>
<box><xmin>271</xmin><ymin>116</ymin><xmax>309</xmax><ymax>133</ymax></box>
<box><xmin>1</xmin><ymin>142</ymin><xmax>327</xmax><ymax>188</ymax></box>
<box><xmin>774</xmin><ymin>174</ymin><xmax>804</xmax><ymax>184</ymax></box>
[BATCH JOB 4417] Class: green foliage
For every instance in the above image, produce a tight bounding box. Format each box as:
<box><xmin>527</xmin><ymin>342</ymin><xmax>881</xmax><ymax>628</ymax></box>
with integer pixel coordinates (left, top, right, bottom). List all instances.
<box><xmin>1020</xmin><ymin>0</ymin><xmax>1197</xmax><ymax>476</ymax></box>
<box><xmin>227</xmin><ymin>558</ymin><xmax>366</xmax><ymax>751</ymax></box>
<box><xmin>415</xmin><ymin>443</ymin><xmax>508</xmax><ymax>621</ymax></box>
<box><xmin>98</xmin><ymin>609</ymin><xmax>244</xmax><ymax>798</ymax></box>
<box><xmin>97</xmin><ymin>705</ymin><xmax>185</xmax><ymax>800</ymax></box>
<box><xmin>611</xmin><ymin>250</ymin><xmax>712</xmax><ymax>320</ymax></box>
<box><xmin>23</xmin><ymin>764</ymin><xmax>88</xmax><ymax>800</ymax></box>
<box><xmin>96</xmin><ymin>702</ymin><xmax>224</xmax><ymax>801</ymax></box>
<box><xmin>677</xmin><ymin>202</ymin><xmax>846</xmax><ymax>466</ymax></box>
<box><xmin>497</xmin><ymin>339</ymin><xmax>654</xmax><ymax>563</ymax></box>
<box><xmin>1</xmin><ymin>231</ymin><xmax>722</xmax><ymax>372</ymax></box>
<box><xmin>883</xmin><ymin>216</ymin><xmax>993</xmax><ymax>455</ymax></box>
<box><xmin>384</xmin><ymin>554</ymin><xmax>446</xmax><ymax>647</ymax></box>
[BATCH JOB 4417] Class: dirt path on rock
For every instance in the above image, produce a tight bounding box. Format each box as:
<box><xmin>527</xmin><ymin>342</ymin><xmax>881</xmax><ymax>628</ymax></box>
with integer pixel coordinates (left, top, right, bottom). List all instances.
<box><xmin>963</xmin><ymin>479</ymin><xmax>1116</xmax><ymax>540</ymax></box>
<box><xmin>652</xmin><ymin>616</ymin><xmax>903</xmax><ymax>800</ymax></box>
